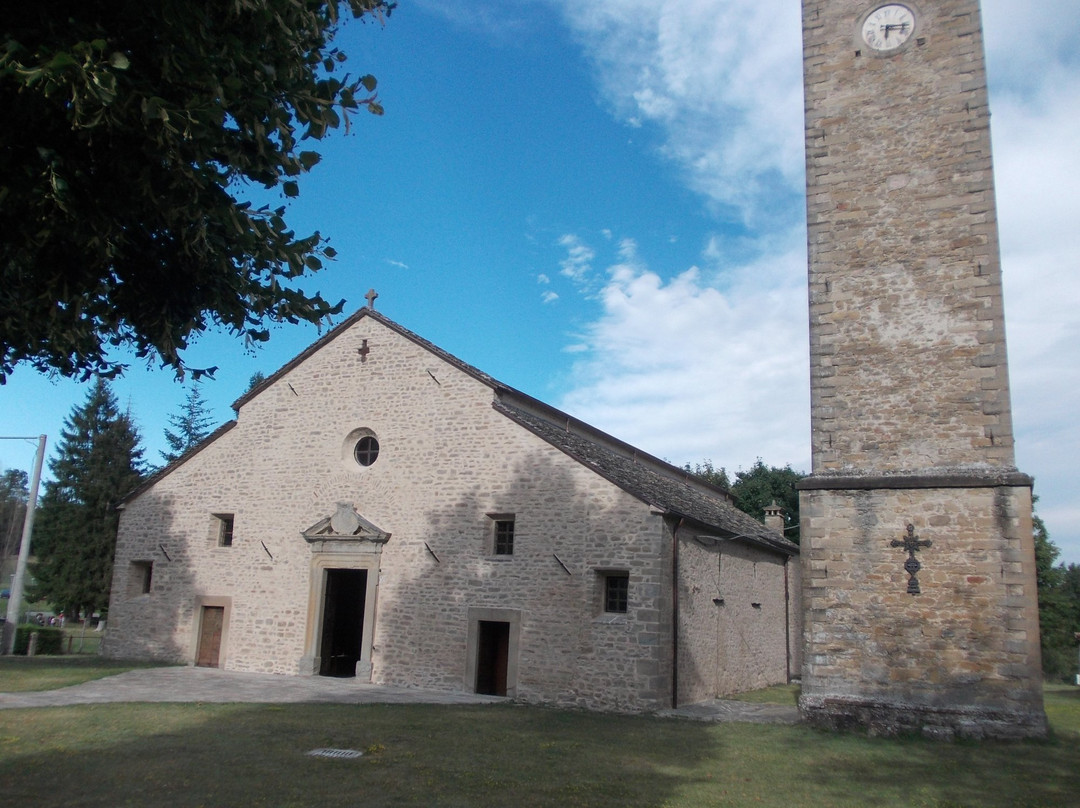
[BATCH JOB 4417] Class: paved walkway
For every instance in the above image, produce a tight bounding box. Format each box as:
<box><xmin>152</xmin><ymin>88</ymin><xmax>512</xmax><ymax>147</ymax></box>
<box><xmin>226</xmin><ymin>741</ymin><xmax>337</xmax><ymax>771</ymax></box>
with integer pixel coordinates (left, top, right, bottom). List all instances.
<box><xmin>0</xmin><ymin>666</ymin><xmax>800</xmax><ymax>724</ymax></box>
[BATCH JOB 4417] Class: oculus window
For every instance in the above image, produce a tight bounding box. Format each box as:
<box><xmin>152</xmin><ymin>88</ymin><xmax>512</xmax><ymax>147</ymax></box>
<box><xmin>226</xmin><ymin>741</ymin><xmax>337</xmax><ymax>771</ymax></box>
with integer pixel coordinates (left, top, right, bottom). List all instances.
<box><xmin>353</xmin><ymin>435</ymin><xmax>380</xmax><ymax>467</ymax></box>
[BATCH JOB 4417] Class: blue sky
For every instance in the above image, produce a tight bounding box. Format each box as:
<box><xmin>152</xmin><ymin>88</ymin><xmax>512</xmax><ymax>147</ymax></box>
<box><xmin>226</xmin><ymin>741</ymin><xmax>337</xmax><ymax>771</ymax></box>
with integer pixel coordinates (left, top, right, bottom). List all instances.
<box><xmin>2</xmin><ymin>0</ymin><xmax>1078</xmax><ymax>563</ymax></box>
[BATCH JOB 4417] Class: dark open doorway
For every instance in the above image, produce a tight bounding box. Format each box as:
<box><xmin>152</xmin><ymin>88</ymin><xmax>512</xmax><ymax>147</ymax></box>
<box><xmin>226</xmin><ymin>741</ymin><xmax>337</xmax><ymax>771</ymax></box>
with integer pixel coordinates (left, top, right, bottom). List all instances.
<box><xmin>319</xmin><ymin>569</ymin><xmax>367</xmax><ymax>677</ymax></box>
<box><xmin>475</xmin><ymin>620</ymin><xmax>510</xmax><ymax>696</ymax></box>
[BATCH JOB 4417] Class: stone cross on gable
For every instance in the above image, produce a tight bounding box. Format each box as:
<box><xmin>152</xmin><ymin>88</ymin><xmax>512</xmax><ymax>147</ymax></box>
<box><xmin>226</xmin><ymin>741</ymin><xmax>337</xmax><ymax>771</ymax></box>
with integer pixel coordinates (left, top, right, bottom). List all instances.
<box><xmin>890</xmin><ymin>524</ymin><xmax>932</xmax><ymax>596</ymax></box>
<box><xmin>365</xmin><ymin>288</ymin><xmax>378</xmax><ymax>309</ymax></box>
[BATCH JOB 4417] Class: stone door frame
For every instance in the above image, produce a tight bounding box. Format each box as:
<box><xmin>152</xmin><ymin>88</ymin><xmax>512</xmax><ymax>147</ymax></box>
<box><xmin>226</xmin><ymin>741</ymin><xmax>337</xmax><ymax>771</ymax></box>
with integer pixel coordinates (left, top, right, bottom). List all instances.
<box><xmin>464</xmin><ymin>607</ymin><xmax>522</xmax><ymax>697</ymax></box>
<box><xmin>300</xmin><ymin>545</ymin><xmax>381</xmax><ymax>679</ymax></box>
<box><xmin>191</xmin><ymin>595</ymin><xmax>231</xmax><ymax>669</ymax></box>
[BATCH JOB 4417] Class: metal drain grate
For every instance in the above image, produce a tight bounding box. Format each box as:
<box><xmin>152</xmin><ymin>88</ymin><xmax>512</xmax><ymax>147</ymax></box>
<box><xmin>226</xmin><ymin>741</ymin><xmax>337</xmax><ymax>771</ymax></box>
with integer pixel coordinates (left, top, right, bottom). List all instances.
<box><xmin>307</xmin><ymin>748</ymin><xmax>363</xmax><ymax>759</ymax></box>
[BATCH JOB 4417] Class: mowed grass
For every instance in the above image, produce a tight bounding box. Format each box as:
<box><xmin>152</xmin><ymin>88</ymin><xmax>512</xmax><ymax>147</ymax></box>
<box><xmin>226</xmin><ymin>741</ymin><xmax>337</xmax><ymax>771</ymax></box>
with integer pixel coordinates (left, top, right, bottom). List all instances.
<box><xmin>0</xmin><ymin>689</ymin><xmax>1077</xmax><ymax>806</ymax></box>
<box><xmin>0</xmin><ymin>656</ymin><xmax>166</xmax><ymax>692</ymax></box>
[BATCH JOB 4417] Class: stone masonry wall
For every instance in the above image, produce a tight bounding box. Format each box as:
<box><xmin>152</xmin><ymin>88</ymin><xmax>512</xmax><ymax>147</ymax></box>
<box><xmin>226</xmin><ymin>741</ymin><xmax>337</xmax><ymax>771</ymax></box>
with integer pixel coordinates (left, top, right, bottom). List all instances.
<box><xmin>800</xmin><ymin>484</ymin><xmax>1045</xmax><ymax>737</ymax></box>
<box><xmin>677</xmin><ymin>531</ymin><xmax>795</xmax><ymax>705</ymax></box>
<box><xmin>106</xmin><ymin>314</ymin><xmax>684</xmax><ymax>712</ymax></box>
<box><xmin>803</xmin><ymin>0</ymin><xmax>1015</xmax><ymax>475</ymax></box>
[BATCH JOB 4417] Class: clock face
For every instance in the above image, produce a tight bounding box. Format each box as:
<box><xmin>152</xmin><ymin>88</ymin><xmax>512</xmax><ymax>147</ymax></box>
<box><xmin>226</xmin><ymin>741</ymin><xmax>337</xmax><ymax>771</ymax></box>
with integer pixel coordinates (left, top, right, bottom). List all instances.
<box><xmin>861</xmin><ymin>4</ymin><xmax>916</xmax><ymax>52</ymax></box>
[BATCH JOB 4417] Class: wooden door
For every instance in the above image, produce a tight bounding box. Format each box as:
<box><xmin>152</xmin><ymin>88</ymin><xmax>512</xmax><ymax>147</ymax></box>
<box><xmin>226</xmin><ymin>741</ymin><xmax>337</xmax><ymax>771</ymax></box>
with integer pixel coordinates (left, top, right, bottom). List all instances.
<box><xmin>196</xmin><ymin>606</ymin><xmax>224</xmax><ymax>667</ymax></box>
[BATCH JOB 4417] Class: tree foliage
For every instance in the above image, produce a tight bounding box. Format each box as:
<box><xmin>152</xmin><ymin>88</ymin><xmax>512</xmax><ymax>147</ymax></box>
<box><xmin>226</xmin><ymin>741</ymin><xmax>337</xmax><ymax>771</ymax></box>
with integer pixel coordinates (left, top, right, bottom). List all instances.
<box><xmin>245</xmin><ymin>371</ymin><xmax>267</xmax><ymax>395</ymax></box>
<box><xmin>1033</xmin><ymin>505</ymin><xmax>1080</xmax><ymax>681</ymax></box>
<box><xmin>1</xmin><ymin>0</ymin><xmax>393</xmax><ymax>382</ymax></box>
<box><xmin>0</xmin><ymin>468</ymin><xmax>29</xmax><ymax>570</ymax></box>
<box><xmin>30</xmin><ymin>378</ymin><xmax>145</xmax><ymax>617</ymax></box>
<box><xmin>686</xmin><ymin>459</ymin><xmax>804</xmax><ymax>542</ymax></box>
<box><xmin>161</xmin><ymin>383</ymin><xmax>216</xmax><ymax>464</ymax></box>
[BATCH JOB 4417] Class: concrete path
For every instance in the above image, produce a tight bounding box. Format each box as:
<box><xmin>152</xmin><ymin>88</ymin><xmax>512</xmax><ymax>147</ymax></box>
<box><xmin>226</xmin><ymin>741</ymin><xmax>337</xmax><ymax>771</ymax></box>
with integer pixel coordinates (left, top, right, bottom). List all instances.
<box><xmin>0</xmin><ymin>666</ymin><xmax>800</xmax><ymax>724</ymax></box>
<box><xmin>0</xmin><ymin>666</ymin><xmax>500</xmax><ymax>710</ymax></box>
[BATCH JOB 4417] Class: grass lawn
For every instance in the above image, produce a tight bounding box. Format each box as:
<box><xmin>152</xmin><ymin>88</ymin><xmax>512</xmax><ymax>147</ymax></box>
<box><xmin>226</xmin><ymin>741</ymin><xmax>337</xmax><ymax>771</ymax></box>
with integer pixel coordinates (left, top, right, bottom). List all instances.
<box><xmin>0</xmin><ymin>656</ymin><xmax>165</xmax><ymax>692</ymax></box>
<box><xmin>0</xmin><ymin>679</ymin><xmax>1076</xmax><ymax>807</ymax></box>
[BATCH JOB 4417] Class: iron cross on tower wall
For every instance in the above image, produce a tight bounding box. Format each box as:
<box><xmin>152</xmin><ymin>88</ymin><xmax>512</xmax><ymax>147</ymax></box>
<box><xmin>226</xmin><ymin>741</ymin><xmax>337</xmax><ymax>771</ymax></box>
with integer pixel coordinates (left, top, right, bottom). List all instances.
<box><xmin>891</xmin><ymin>524</ymin><xmax>932</xmax><ymax>595</ymax></box>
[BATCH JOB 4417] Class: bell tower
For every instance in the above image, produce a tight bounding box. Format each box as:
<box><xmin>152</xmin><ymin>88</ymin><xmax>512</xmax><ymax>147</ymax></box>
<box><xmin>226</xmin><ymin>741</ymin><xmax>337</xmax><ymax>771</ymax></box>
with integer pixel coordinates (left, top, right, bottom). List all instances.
<box><xmin>797</xmin><ymin>1</ymin><xmax>1046</xmax><ymax>738</ymax></box>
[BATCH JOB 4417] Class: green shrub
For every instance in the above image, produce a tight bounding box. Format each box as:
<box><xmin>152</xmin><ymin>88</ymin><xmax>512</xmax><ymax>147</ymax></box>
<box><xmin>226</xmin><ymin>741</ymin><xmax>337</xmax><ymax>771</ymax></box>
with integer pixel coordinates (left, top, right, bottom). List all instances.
<box><xmin>13</xmin><ymin>625</ymin><xmax>64</xmax><ymax>656</ymax></box>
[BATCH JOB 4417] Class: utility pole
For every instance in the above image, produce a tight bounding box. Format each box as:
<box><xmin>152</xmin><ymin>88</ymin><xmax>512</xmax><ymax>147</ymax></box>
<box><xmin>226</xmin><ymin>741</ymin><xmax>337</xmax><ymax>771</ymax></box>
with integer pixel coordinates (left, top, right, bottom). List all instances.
<box><xmin>2</xmin><ymin>435</ymin><xmax>46</xmax><ymax>655</ymax></box>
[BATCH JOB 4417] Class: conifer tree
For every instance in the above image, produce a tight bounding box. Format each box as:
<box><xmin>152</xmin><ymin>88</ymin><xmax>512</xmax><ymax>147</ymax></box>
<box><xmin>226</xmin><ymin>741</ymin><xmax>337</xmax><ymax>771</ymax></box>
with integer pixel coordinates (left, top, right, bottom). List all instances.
<box><xmin>31</xmin><ymin>378</ymin><xmax>144</xmax><ymax>618</ymax></box>
<box><xmin>0</xmin><ymin>469</ymin><xmax>28</xmax><ymax>575</ymax></box>
<box><xmin>161</xmin><ymin>383</ymin><xmax>216</xmax><ymax>464</ymax></box>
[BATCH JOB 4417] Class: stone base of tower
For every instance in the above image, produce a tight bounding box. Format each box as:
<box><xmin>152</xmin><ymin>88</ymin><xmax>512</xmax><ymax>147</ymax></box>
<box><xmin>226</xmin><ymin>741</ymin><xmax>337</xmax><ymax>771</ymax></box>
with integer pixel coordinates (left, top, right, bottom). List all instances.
<box><xmin>799</xmin><ymin>694</ymin><xmax>1047</xmax><ymax>741</ymax></box>
<box><xmin>797</xmin><ymin>475</ymin><xmax>1047</xmax><ymax>740</ymax></box>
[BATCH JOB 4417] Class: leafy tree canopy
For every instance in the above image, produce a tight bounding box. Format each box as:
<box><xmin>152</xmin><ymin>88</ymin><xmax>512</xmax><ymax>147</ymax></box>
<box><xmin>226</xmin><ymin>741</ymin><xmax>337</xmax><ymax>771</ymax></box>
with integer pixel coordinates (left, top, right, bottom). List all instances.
<box><xmin>1032</xmin><ymin>499</ymin><xmax>1080</xmax><ymax>681</ymax></box>
<box><xmin>1</xmin><ymin>0</ymin><xmax>393</xmax><ymax>383</ymax></box>
<box><xmin>686</xmin><ymin>458</ymin><xmax>804</xmax><ymax>542</ymax></box>
<box><xmin>30</xmin><ymin>378</ymin><xmax>145</xmax><ymax>617</ymax></box>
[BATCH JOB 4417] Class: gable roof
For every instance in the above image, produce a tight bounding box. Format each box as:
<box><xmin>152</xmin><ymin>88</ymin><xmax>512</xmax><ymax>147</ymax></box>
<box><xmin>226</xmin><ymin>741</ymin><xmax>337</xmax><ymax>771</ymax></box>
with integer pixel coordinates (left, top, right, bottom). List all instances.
<box><xmin>124</xmin><ymin>306</ymin><xmax>797</xmax><ymax>555</ymax></box>
<box><xmin>493</xmin><ymin>396</ymin><xmax>797</xmax><ymax>556</ymax></box>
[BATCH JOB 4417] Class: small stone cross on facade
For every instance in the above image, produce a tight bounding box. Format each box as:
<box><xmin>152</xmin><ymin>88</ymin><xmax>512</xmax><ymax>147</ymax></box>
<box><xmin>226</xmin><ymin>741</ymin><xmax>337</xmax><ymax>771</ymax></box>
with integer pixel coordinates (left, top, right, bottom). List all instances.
<box><xmin>891</xmin><ymin>524</ymin><xmax>932</xmax><ymax>595</ymax></box>
<box><xmin>365</xmin><ymin>288</ymin><xmax>378</xmax><ymax>309</ymax></box>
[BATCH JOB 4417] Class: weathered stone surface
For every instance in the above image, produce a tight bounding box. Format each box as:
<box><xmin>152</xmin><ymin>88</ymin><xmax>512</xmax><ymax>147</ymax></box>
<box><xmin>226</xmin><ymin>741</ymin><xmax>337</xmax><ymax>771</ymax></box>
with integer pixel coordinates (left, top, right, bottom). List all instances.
<box><xmin>105</xmin><ymin>311</ymin><xmax>798</xmax><ymax>714</ymax></box>
<box><xmin>799</xmin><ymin>0</ymin><xmax>1046</xmax><ymax>738</ymax></box>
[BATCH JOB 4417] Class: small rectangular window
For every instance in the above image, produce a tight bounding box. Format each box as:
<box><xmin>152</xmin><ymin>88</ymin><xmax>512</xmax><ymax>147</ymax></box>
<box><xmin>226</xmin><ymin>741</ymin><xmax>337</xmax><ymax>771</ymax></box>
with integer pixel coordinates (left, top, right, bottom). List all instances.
<box><xmin>215</xmin><ymin>514</ymin><xmax>234</xmax><ymax>547</ymax></box>
<box><xmin>604</xmin><ymin>573</ymin><xmax>629</xmax><ymax>614</ymax></box>
<box><xmin>128</xmin><ymin>561</ymin><xmax>153</xmax><ymax>597</ymax></box>
<box><xmin>493</xmin><ymin>519</ymin><xmax>515</xmax><ymax>556</ymax></box>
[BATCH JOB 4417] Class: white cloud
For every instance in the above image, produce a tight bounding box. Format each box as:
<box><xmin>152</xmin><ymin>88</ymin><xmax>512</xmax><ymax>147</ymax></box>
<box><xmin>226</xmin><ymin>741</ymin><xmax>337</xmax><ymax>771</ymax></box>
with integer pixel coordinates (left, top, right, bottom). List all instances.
<box><xmin>560</xmin><ymin>234</ymin><xmax>810</xmax><ymax>473</ymax></box>
<box><xmin>557</xmin><ymin>233</ymin><xmax>597</xmax><ymax>284</ymax></box>
<box><xmin>541</xmin><ymin>290</ymin><xmax>559</xmax><ymax>304</ymax></box>
<box><xmin>549</xmin><ymin>0</ymin><xmax>1080</xmax><ymax>561</ymax></box>
<box><xmin>552</xmin><ymin>0</ymin><xmax>804</xmax><ymax>227</ymax></box>
<box><xmin>988</xmin><ymin>48</ymin><xmax>1080</xmax><ymax>563</ymax></box>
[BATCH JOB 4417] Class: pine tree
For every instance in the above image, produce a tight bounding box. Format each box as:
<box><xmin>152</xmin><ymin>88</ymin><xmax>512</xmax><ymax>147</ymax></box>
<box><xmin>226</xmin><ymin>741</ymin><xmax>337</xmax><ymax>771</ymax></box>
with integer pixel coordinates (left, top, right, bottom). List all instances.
<box><xmin>0</xmin><ymin>468</ymin><xmax>29</xmax><ymax>573</ymax></box>
<box><xmin>161</xmin><ymin>383</ymin><xmax>215</xmax><ymax>464</ymax></box>
<box><xmin>31</xmin><ymin>378</ymin><xmax>144</xmax><ymax>618</ymax></box>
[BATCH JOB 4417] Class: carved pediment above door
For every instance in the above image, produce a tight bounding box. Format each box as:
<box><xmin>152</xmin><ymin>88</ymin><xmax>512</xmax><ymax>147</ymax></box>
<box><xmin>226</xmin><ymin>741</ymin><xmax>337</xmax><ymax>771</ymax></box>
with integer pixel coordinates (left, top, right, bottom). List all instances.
<box><xmin>302</xmin><ymin>502</ymin><xmax>390</xmax><ymax>548</ymax></box>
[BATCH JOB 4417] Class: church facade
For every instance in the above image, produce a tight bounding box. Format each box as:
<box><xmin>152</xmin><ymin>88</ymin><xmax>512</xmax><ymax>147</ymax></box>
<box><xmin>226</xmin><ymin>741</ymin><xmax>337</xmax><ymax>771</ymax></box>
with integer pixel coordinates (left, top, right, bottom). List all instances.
<box><xmin>104</xmin><ymin>307</ymin><xmax>799</xmax><ymax>712</ymax></box>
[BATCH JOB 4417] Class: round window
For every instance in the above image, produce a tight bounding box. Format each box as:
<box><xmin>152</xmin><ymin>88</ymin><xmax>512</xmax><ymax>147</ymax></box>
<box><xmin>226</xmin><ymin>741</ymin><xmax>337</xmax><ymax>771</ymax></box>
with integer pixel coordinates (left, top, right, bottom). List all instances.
<box><xmin>353</xmin><ymin>435</ymin><xmax>380</xmax><ymax>467</ymax></box>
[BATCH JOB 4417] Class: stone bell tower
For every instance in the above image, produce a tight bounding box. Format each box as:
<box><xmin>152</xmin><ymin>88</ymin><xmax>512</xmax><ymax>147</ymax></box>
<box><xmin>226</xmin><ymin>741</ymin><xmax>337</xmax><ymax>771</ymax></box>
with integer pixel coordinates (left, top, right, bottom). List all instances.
<box><xmin>797</xmin><ymin>0</ymin><xmax>1046</xmax><ymax>738</ymax></box>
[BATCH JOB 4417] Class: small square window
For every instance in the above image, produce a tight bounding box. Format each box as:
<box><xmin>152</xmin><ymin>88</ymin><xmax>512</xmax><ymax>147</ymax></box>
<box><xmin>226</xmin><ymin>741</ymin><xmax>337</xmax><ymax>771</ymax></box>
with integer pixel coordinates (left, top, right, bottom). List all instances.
<box><xmin>215</xmin><ymin>514</ymin><xmax>234</xmax><ymax>547</ymax></box>
<box><xmin>493</xmin><ymin>519</ymin><xmax>515</xmax><ymax>556</ymax></box>
<box><xmin>604</xmin><ymin>573</ymin><xmax>629</xmax><ymax>614</ymax></box>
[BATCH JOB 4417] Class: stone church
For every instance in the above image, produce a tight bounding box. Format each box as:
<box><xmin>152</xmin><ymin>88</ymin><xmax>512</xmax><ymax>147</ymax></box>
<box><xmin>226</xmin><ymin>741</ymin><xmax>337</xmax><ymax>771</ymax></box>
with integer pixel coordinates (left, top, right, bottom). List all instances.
<box><xmin>104</xmin><ymin>305</ymin><xmax>800</xmax><ymax>712</ymax></box>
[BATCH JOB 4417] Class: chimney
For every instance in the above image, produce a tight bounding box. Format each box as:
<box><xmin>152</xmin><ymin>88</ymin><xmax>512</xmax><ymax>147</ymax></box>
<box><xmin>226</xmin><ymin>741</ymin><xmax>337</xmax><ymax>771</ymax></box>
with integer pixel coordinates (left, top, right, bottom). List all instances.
<box><xmin>764</xmin><ymin>501</ymin><xmax>784</xmax><ymax>533</ymax></box>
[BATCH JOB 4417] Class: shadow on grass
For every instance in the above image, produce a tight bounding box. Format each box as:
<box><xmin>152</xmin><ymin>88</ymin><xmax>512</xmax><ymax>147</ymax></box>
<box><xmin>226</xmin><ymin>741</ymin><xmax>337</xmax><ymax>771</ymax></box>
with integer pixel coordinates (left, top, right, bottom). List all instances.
<box><xmin>1</xmin><ymin>701</ymin><xmax>1078</xmax><ymax>807</ymax></box>
<box><xmin>775</xmin><ymin>717</ymin><xmax>1080</xmax><ymax>808</ymax></box>
<box><xmin>0</xmin><ymin>702</ymin><xmax>722</xmax><ymax>808</ymax></box>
